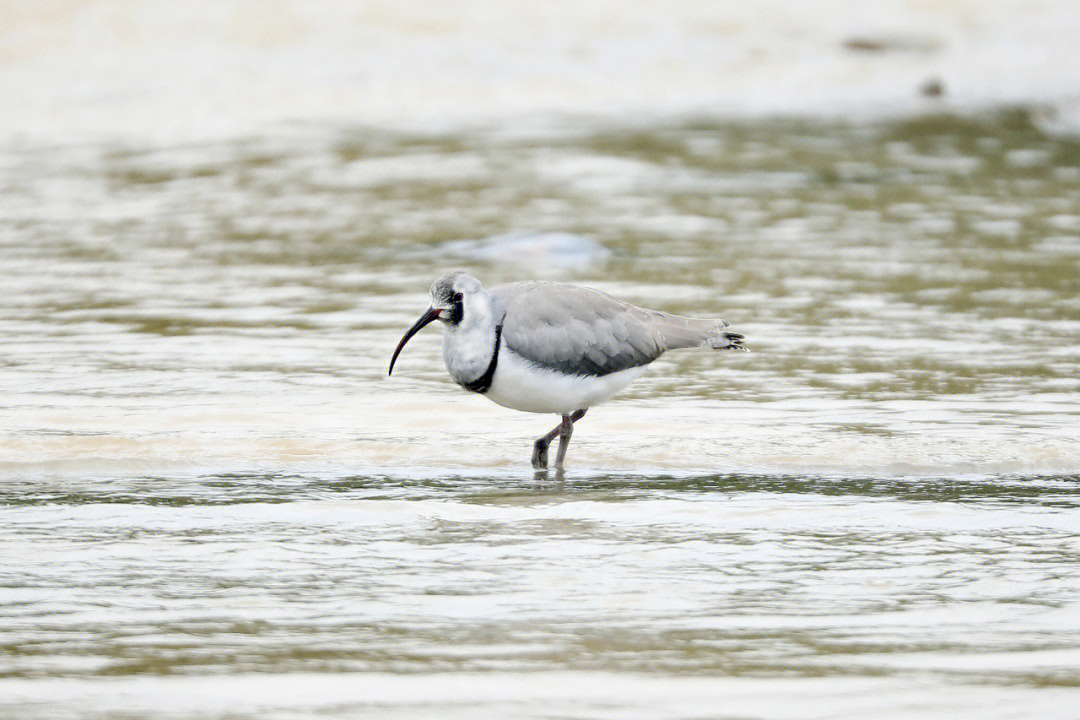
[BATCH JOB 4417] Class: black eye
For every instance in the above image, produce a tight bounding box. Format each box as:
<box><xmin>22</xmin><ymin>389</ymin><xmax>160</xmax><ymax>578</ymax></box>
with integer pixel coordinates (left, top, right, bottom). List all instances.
<box><xmin>446</xmin><ymin>291</ymin><xmax>465</xmax><ymax>324</ymax></box>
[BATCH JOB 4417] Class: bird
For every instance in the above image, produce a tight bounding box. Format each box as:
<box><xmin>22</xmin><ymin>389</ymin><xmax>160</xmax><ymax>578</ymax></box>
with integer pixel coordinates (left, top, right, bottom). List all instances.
<box><xmin>388</xmin><ymin>271</ymin><xmax>747</xmax><ymax>470</ymax></box>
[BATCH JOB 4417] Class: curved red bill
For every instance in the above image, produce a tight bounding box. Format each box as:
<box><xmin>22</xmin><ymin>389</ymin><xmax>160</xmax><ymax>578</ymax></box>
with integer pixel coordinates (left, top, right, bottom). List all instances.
<box><xmin>388</xmin><ymin>307</ymin><xmax>442</xmax><ymax>376</ymax></box>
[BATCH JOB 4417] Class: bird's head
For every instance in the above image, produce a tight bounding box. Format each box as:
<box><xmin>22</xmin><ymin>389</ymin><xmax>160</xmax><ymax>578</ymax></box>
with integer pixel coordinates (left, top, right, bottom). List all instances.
<box><xmin>427</xmin><ymin>271</ymin><xmax>482</xmax><ymax>326</ymax></box>
<box><xmin>388</xmin><ymin>271</ymin><xmax>484</xmax><ymax>376</ymax></box>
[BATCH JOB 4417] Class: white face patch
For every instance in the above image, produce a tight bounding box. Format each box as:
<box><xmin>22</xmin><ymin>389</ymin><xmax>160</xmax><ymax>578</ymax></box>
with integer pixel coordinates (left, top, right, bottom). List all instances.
<box><xmin>441</xmin><ymin>284</ymin><xmax>500</xmax><ymax>387</ymax></box>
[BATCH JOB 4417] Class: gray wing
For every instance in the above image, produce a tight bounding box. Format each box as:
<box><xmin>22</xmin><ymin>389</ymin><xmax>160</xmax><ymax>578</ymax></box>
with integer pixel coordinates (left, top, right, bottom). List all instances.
<box><xmin>492</xmin><ymin>282</ymin><xmax>662</xmax><ymax>376</ymax></box>
<box><xmin>491</xmin><ymin>282</ymin><xmax>736</xmax><ymax>377</ymax></box>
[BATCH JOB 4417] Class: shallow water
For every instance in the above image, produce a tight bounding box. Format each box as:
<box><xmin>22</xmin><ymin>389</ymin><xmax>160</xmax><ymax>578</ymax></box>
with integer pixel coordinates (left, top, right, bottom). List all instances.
<box><xmin>3</xmin><ymin>472</ymin><xmax>1080</xmax><ymax>718</ymax></box>
<box><xmin>3</xmin><ymin>112</ymin><xmax>1079</xmax><ymax>476</ymax></box>
<box><xmin>2</xmin><ymin>113</ymin><xmax>1080</xmax><ymax>717</ymax></box>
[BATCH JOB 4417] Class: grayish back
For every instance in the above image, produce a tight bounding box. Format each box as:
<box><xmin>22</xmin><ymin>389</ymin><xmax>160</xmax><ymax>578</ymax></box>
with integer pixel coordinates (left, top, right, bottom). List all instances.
<box><xmin>491</xmin><ymin>281</ymin><xmax>739</xmax><ymax>377</ymax></box>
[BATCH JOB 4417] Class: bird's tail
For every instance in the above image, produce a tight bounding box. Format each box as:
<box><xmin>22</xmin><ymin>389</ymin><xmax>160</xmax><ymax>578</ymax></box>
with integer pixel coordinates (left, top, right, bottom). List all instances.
<box><xmin>645</xmin><ymin>312</ymin><xmax>749</xmax><ymax>352</ymax></box>
<box><xmin>706</xmin><ymin>322</ymin><xmax>748</xmax><ymax>351</ymax></box>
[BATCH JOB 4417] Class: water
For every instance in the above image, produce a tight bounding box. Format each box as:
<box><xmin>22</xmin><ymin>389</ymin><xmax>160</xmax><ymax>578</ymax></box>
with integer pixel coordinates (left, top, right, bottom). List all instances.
<box><xmin>2</xmin><ymin>112</ymin><xmax>1080</xmax><ymax>718</ymax></box>
<box><xmin>6</xmin><ymin>0</ymin><xmax>1080</xmax><ymax>144</ymax></box>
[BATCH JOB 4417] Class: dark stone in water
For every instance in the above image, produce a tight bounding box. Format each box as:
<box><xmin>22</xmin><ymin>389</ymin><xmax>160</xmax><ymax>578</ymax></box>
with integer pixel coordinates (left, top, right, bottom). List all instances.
<box><xmin>920</xmin><ymin>77</ymin><xmax>945</xmax><ymax>98</ymax></box>
<box><xmin>842</xmin><ymin>35</ymin><xmax>942</xmax><ymax>54</ymax></box>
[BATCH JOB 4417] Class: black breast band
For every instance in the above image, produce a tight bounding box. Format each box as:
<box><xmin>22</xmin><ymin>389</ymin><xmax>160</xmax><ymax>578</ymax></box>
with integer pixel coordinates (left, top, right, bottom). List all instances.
<box><xmin>462</xmin><ymin>322</ymin><xmax>503</xmax><ymax>394</ymax></box>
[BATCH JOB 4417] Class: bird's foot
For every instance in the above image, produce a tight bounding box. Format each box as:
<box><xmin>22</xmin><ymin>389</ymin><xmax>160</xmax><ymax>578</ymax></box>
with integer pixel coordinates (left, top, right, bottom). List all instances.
<box><xmin>531</xmin><ymin>439</ymin><xmax>549</xmax><ymax>469</ymax></box>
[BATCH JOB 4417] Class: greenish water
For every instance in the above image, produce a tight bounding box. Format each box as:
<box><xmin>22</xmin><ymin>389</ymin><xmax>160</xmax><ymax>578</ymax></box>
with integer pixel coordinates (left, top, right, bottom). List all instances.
<box><xmin>2</xmin><ymin>113</ymin><xmax>1080</xmax><ymax>718</ymax></box>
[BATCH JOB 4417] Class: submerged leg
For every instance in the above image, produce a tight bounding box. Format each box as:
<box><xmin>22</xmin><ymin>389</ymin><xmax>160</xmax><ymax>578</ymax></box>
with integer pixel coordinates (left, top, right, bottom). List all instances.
<box><xmin>532</xmin><ymin>409</ymin><xmax>587</xmax><ymax>469</ymax></box>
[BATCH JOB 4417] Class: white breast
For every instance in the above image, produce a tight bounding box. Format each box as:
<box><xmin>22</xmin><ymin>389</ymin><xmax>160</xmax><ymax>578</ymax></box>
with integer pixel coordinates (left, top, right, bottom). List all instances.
<box><xmin>483</xmin><ymin>345</ymin><xmax>647</xmax><ymax>415</ymax></box>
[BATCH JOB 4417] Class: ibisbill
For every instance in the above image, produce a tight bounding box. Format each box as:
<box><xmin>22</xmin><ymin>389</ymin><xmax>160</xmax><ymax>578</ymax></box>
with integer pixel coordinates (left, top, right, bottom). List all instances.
<box><xmin>389</xmin><ymin>272</ymin><xmax>747</xmax><ymax>470</ymax></box>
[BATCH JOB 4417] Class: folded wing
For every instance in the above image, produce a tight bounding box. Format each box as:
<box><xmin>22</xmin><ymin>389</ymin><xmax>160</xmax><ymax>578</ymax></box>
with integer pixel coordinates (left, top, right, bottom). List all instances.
<box><xmin>492</xmin><ymin>282</ymin><xmax>738</xmax><ymax>377</ymax></box>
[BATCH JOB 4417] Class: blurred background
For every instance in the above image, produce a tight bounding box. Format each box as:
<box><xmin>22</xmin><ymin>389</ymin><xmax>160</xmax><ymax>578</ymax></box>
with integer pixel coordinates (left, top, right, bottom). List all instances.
<box><xmin>2</xmin><ymin>2</ymin><xmax>1080</xmax><ymax>719</ymax></box>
